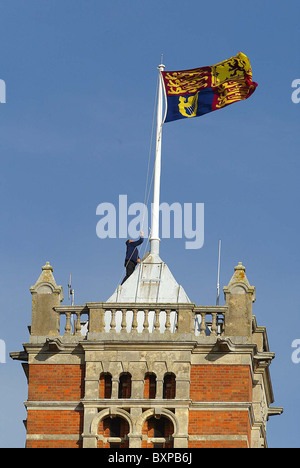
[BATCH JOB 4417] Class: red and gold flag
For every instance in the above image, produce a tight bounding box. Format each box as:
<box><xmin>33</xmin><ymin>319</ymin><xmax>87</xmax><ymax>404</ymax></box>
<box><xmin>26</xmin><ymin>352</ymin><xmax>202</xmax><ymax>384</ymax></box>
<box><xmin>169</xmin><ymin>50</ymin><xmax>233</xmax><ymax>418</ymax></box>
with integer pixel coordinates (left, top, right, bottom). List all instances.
<box><xmin>162</xmin><ymin>52</ymin><xmax>257</xmax><ymax>122</ymax></box>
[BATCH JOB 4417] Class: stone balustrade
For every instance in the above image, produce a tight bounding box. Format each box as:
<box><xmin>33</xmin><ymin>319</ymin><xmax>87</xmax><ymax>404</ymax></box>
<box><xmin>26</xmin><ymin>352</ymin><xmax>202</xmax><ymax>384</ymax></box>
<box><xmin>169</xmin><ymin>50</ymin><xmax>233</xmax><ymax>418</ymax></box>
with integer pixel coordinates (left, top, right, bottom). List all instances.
<box><xmin>53</xmin><ymin>303</ymin><xmax>228</xmax><ymax>339</ymax></box>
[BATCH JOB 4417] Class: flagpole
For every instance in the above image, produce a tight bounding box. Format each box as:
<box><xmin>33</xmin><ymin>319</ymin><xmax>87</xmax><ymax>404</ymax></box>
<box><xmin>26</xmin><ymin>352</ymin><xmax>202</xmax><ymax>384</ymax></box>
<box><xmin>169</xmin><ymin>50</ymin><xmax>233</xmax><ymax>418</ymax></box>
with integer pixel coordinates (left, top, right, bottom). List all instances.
<box><xmin>150</xmin><ymin>61</ymin><xmax>165</xmax><ymax>256</ymax></box>
<box><xmin>216</xmin><ymin>240</ymin><xmax>221</xmax><ymax>305</ymax></box>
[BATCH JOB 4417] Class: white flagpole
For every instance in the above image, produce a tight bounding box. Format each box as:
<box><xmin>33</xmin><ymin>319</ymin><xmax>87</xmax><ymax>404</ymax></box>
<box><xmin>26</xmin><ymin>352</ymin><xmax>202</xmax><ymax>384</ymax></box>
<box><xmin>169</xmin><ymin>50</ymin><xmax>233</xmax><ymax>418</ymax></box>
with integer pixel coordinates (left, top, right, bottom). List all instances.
<box><xmin>150</xmin><ymin>61</ymin><xmax>165</xmax><ymax>256</ymax></box>
<box><xmin>216</xmin><ymin>240</ymin><xmax>221</xmax><ymax>305</ymax></box>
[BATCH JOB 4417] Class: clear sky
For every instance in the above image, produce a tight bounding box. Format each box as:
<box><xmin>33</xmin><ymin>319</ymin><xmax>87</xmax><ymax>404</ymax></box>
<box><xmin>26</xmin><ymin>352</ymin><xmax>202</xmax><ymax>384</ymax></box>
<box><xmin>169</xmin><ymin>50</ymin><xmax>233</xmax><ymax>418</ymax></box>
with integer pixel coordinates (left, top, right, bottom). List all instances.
<box><xmin>0</xmin><ymin>0</ymin><xmax>299</xmax><ymax>448</ymax></box>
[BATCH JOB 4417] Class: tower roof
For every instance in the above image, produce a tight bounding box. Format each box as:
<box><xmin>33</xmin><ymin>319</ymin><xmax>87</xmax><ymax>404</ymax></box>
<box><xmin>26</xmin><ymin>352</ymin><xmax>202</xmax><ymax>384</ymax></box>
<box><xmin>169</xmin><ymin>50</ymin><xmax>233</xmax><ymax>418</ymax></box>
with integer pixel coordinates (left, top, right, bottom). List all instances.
<box><xmin>106</xmin><ymin>251</ymin><xmax>190</xmax><ymax>303</ymax></box>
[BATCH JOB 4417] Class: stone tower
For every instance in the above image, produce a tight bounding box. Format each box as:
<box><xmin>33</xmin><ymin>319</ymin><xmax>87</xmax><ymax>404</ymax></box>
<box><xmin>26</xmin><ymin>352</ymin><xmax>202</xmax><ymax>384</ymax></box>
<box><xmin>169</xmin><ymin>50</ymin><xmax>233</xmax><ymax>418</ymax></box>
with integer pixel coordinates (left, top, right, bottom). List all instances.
<box><xmin>11</xmin><ymin>258</ymin><xmax>283</xmax><ymax>448</ymax></box>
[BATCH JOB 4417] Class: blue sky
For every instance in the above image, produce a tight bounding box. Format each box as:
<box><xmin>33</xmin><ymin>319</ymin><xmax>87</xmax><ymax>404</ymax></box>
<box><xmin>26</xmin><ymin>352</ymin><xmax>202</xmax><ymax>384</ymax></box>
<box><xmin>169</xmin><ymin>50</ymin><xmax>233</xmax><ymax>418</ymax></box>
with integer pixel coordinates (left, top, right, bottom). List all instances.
<box><xmin>0</xmin><ymin>0</ymin><xmax>299</xmax><ymax>448</ymax></box>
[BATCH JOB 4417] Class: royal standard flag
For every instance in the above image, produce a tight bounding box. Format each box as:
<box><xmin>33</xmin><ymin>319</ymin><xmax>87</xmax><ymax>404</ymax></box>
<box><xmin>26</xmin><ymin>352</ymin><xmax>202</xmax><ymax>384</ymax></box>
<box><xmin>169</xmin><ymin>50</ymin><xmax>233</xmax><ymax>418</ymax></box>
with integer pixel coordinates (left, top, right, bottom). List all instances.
<box><xmin>162</xmin><ymin>52</ymin><xmax>257</xmax><ymax>123</ymax></box>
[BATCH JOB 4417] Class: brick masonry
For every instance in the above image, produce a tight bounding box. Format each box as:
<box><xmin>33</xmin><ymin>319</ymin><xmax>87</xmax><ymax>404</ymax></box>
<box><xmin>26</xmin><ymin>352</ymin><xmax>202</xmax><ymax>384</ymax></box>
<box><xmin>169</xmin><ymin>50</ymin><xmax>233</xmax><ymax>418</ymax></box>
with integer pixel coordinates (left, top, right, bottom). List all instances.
<box><xmin>28</xmin><ymin>364</ymin><xmax>85</xmax><ymax>401</ymax></box>
<box><xmin>25</xmin><ymin>362</ymin><xmax>253</xmax><ymax>448</ymax></box>
<box><xmin>26</xmin><ymin>364</ymin><xmax>85</xmax><ymax>448</ymax></box>
<box><xmin>190</xmin><ymin>365</ymin><xmax>253</xmax><ymax>401</ymax></box>
<box><xmin>188</xmin><ymin>364</ymin><xmax>252</xmax><ymax>447</ymax></box>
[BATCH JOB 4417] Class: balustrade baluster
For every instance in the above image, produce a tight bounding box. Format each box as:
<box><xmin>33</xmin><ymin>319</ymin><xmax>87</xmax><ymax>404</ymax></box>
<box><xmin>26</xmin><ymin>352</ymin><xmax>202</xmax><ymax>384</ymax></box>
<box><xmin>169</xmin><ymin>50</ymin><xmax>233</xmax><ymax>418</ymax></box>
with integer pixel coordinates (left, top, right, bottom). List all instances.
<box><xmin>64</xmin><ymin>312</ymin><xmax>71</xmax><ymax>336</ymax></box>
<box><xmin>174</xmin><ymin>311</ymin><xmax>178</xmax><ymax>333</ymax></box>
<box><xmin>200</xmin><ymin>312</ymin><xmax>206</xmax><ymax>336</ymax></box>
<box><xmin>221</xmin><ymin>315</ymin><xmax>225</xmax><ymax>336</ymax></box>
<box><xmin>121</xmin><ymin>309</ymin><xmax>127</xmax><ymax>333</ymax></box>
<box><xmin>75</xmin><ymin>312</ymin><xmax>82</xmax><ymax>335</ymax></box>
<box><xmin>110</xmin><ymin>309</ymin><xmax>116</xmax><ymax>332</ymax></box>
<box><xmin>154</xmin><ymin>309</ymin><xmax>160</xmax><ymax>332</ymax></box>
<box><xmin>143</xmin><ymin>309</ymin><xmax>149</xmax><ymax>333</ymax></box>
<box><xmin>165</xmin><ymin>309</ymin><xmax>171</xmax><ymax>332</ymax></box>
<box><xmin>211</xmin><ymin>313</ymin><xmax>217</xmax><ymax>336</ymax></box>
<box><xmin>132</xmin><ymin>309</ymin><xmax>138</xmax><ymax>333</ymax></box>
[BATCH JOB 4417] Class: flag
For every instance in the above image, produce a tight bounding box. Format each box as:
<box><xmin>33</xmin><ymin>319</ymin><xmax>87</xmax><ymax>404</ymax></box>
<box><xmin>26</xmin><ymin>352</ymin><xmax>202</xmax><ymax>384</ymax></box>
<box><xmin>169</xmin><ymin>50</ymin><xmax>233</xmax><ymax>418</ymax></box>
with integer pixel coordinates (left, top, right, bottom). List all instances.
<box><xmin>161</xmin><ymin>52</ymin><xmax>257</xmax><ymax>123</ymax></box>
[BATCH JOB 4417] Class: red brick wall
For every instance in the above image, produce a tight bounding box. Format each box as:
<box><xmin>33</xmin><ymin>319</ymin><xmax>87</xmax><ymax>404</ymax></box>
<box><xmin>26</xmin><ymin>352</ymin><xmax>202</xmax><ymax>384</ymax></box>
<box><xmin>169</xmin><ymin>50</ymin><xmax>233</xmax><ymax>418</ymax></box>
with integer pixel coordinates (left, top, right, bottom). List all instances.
<box><xmin>26</xmin><ymin>409</ymin><xmax>84</xmax><ymax>448</ymax></box>
<box><xmin>26</xmin><ymin>364</ymin><xmax>85</xmax><ymax>448</ymax></box>
<box><xmin>27</xmin><ymin>410</ymin><xmax>83</xmax><ymax>434</ymax></box>
<box><xmin>26</xmin><ymin>440</ymin><xmax>82</xmax><ymax>448</ymax></box>
<box><xmin>188</xmin><ymin>410</ymin><xmax>250</xmax><ymax>448</ymax></box>
<box><xmin>28</xmin><ymin>364</ymin><xmax>85</xmax><ymax>401</ymax></box>
<box><xmin>190</xmin><ymin>365</ymin><xmax>252</xmax><ymax>402</ymax></box>
<box><xmin>189</xmin><ymin>365</ymin><xmax>252</xmax><ymax>448</ymax></box>
<box><xmin>188</xmin><ymin>440</ymin><xmax>248</xmax><ymax>448</ymax></box>
<box><xmin>189</xmin><ymin>410</ymin><xmax>250</xmax><ymax>435</ymax></box>
<box><xmin>25</xmin><ymin>363</ymin><xmax>253</xmax><ymax>448</ymax></box>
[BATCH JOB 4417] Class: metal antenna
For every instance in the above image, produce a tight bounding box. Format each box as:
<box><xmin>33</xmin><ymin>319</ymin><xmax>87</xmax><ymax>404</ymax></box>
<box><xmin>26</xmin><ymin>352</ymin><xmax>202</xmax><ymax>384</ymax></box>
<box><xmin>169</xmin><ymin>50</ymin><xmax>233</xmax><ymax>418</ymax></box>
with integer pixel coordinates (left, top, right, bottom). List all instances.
<box><xmin>68</xmin><ymin>273</ymin><xmax>75</xmax><ymax>306</ymax></box>
<box><xmin>216</xmin><ymin>240</ymin><xmax>221</xmax><ymax>306</ymax></box>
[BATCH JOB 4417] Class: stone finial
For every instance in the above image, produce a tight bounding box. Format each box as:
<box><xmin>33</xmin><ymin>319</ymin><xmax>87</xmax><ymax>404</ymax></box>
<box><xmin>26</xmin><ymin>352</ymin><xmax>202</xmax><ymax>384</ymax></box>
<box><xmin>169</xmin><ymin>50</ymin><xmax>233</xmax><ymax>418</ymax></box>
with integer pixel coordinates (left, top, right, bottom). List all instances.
<box><xmin>224</xmin><ymin>262</ymin><xmax>256</xmax><ymax>301</ymax></box>
<box><xmin>30</xmin><ymin>261</ymin><xmax>63</xmax><ymax>297</ymax></box>
<box><xmin>42</xmin><ymin>261</ymin><xmax>53</xmax><ymax>271</ymax></box>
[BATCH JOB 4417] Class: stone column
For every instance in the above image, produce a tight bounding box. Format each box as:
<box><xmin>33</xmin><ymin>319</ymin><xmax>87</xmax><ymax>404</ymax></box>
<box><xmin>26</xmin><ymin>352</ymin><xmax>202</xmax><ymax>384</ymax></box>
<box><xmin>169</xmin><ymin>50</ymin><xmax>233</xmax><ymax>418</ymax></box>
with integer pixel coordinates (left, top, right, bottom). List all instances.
<box><xmin>111</xmin><ymin>377</ymin><xmax>120</xmax><ymax>399</ymax></box>
<box><xmin>129</xmin><ymin>408</ymin><xmax>143</xmax><ymax>448</ymax></box>
<box><xmin>82</xmin><ymin>407</ymin><xmax>98</xmax><ymax>448</ymax></box>
<box><xmin>174</xmin><ymin>408</ymin><xmax>189</xmax><ymax>448</ymax></box>
<box><xmin>156</xmin><ymin>379</ymin><xmax>164</xmax><ymax>399</ymax></box>
<box><xmin>131</xmin><ymin>379</ymin><xmax>144</xmax><ymax>399</ymax></box>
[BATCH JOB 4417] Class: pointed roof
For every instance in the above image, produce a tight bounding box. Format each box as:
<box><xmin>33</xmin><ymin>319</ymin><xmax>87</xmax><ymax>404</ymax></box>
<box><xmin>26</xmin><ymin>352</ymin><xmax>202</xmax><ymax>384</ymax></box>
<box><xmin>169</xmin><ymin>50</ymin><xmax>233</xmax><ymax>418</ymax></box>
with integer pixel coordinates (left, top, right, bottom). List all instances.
<box><xmin>223</xmin><ymin>262</ymin><xmax>256</xmax><ymax>300</ymax></box>
<box><xmin>106</xmin><ymin>251</ymin><xmax>190</xmax><ymax>303</ymax></box>
<box><xmin>30</xmin><ymin>261</ymin><xmax>63</xmax><ymax>298</ymax></box>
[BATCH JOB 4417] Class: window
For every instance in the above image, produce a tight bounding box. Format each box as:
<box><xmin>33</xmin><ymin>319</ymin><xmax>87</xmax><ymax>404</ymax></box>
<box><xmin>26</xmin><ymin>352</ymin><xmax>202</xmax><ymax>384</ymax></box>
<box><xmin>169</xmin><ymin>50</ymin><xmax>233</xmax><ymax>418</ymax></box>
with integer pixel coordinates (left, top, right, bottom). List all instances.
<box><xmin>110</xmin><ymin>417</ymin><xmax>121</xmax><ymax>437</ymax></box>
<box><xmin>144</xmin><ymin>373</ymin><xmax>157</xmax><ymax>399</ymax></box>
<box><xmin>99</xmin><ymin>373</ymin><xmax>112</xmax><ymax>399</ymax></box>
<box><xmin>143</xmin><ymin>416</ymin><xmax>174</xmax><ymax>449</ymax></box>
<box><xmin>97</xmin><ymin>416</ymin><xmax>129</xmax><ymax>449</ymax></box>
<box><xmin>163</xmin><ymin>373</ymin><xmax>176</xmax><ymax>399</ymax></box>
<box><xmin>118</xmin><ymin>373</ymin><xmax>132</xmax><ymax>399</ymax></box>
<box><xmin>154</xmin><ymin>418</ymin><xmax>165</xmax><ymax>438</ymax></box>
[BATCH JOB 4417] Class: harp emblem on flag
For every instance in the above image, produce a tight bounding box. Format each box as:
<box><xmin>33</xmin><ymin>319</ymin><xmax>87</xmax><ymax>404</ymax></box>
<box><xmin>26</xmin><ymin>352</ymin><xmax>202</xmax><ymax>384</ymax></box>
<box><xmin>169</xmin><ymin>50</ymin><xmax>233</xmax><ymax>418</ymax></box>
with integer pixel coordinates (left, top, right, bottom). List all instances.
<box><xmin>178</xmin><ymin>92</ymin><xmax>199</xmax><ymax>117</ymax></box>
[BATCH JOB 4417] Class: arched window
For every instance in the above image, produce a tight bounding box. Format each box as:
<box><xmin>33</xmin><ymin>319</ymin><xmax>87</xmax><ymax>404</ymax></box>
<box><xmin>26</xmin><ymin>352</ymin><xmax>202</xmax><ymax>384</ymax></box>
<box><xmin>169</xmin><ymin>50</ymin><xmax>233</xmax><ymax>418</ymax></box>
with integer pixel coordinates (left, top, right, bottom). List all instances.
<box><xmin>163</xmin><ymin>373</ymin><xmax>176</xmax><ymax>399</ymax></box>
<box><xmin>99</xmin><ymin>373</ymin><xmax>112</xmax><ymax>399</ymax></box>
<box><xmin>118</xmin><ymin>373</ymin><xmax>132</xmax><ymax>399</ymax></box>
<box><xmin>144</xmin><ymin>373</ymin><xmax>157</xmax><ymax>399</ymax></box>
<box><xmin>142</xmin><ymin>416</ymin><xmax>174</xmax><ymax>448</ymax></box>
<box><xmin>98</xmin><ymin>416</ymin><xmax>129</xmax><ymax>448</ymax></box>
